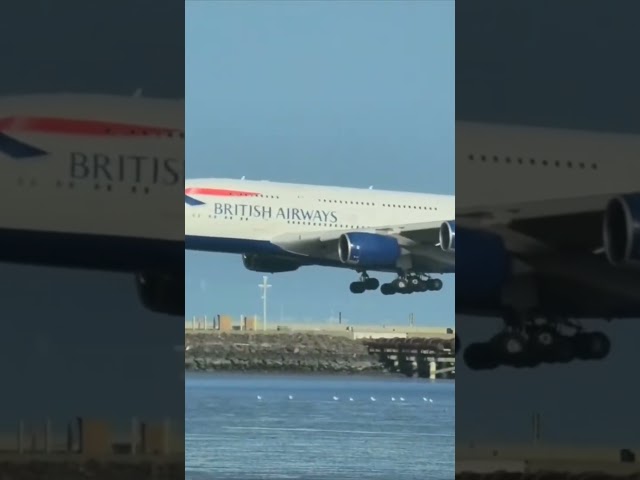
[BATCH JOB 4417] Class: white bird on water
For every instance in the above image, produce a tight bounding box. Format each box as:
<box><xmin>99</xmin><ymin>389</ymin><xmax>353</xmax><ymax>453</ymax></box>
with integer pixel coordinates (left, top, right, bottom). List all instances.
<box><xmin>288</xmin><ymin>395</ymin><xmax>293</xmax><ymax>400</ymax></box>
<box><xmin>333</xmin><ymin>396</ymin><xmax>339</xmax><ymax>401</ymax></box>
<box><xmin>257</xmin><ymin>395</ymin><xmax>262</xmax><ymax>400</ymax></box>
<box><xmin>349</xmin><ymin>397</ymin><xmax>354</xmax><ymax>401</ymax></box>
<box><xmin>400</xmin><ymin>397</ymin><xmax>405</xmax><ymax>402</ymax></box>
<box><xmin>370</xmin><ymin>396</ymin><xmax>376</xmax><ymax>402</ymax></box>
<box><xmin>391</xmin><ymin>397</ymin><xmax>396</xmax><ymax>402</ymax></box>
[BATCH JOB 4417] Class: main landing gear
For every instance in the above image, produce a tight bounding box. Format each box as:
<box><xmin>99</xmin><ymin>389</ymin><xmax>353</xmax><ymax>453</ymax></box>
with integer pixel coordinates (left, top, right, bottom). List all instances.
<box><xmin>349</xmin><ymin>271</ymin><xmax>443</xmax><ymax>295</ymax></box>
<box><xmin>462</xmin><ymin>310</ymin><xmax>611</xmax><ymax>370</ymax></box>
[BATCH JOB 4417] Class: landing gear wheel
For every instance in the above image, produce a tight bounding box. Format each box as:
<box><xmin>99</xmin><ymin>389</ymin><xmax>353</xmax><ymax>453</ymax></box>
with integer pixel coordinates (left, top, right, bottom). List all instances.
<box><xmin>493</xmin><ymin>331</ymin><xmax>529</xmax><ymax>367</ymax></box>
<box><xmin>349</xmin><ymin>272</ymin><xmax>380</xmax><ymax>293</ymax></box>
<box><xmin>549</xmin><ymin>335</ymin><xmax>575</xmax><ymax>363</ymax></box>
<box><xmin>529</xmin><ymin>326</ymin><xmax>557</xmax><ymax>362</ymax></box>
<box><xmin>380</xmin><ymin>283</ymin><xmax>395</xmax><ymax>295</ymax></box>
<box><xmin>392</xmin><ymin>278</ymin><xmax>408</xmax><ymax>291</ymax></box>
<box><xmin>495</xmin><ymin>331</ymin><xmax>527</xmax><ymax>356</ymax></box>
<box><xmin>427</xmin><ymin>278</ymin><xmax>443</xmax><ymax>291</ymax></box>
<box><xmin>364</xmin><ymin>277</ymin><xmax>380</xmax><ymax>290</ymax></box>
<box><xmin>408</xmin><ymin>276</ymin><xmax>421</xmax><ymax>289</ymax></box>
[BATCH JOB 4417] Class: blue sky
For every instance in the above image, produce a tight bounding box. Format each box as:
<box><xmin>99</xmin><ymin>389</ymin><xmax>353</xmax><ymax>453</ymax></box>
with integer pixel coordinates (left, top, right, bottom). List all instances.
<box><xmin>185</xmin><ymin>1</ymin><xmax>455</xmax><ymax>327</ymax></box>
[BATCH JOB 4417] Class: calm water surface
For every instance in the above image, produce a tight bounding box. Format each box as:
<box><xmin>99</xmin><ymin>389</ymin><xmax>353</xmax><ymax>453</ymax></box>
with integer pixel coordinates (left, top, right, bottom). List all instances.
<box><xmin>186</xmin><ymin>372</ymin><xmax>454</xmax><ymax>480</ymax></box>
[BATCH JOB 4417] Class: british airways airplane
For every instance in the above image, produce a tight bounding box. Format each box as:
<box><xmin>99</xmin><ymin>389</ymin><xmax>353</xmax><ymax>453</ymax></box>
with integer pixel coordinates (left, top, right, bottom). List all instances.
<box><xmin>0</xmin><ymin>93</ymin><xmax>184</xmax><ymax>316</ymax></box>
<box><xmin>185</xmin><ymin>179</ymin><xmax>455</xmax><ymax>295</ymax></box>
<box><xmin>456</xmin><ymin>121</ymin><xmax>640</xmax><ymax>369</ymax></box>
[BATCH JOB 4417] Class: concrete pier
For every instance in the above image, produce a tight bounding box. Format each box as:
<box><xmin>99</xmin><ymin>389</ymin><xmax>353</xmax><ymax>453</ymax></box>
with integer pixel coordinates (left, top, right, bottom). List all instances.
<box><xmin>363</xmin><ymin>337</ymin><xmax>455</xmax><ymax>379</ymax></box>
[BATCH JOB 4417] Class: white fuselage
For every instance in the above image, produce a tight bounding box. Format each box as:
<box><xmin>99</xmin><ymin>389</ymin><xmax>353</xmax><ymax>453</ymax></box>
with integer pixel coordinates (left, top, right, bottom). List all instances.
<box><xmin>0</xmin><ymin>93</ymin><xmax>184</xmax><ymax>275</ymax></box>
<box><xmin>0</xmin><ymin>94</ymin><xmax>184</xmax><ymax>242</ymax></box>
<box><xmin>185</xmin><ymin>178</ymin><xmax>454</xmax><ymax>247</ymax></box>
<box><xmin>456</xmin><ymin>121</ymin><xmax>640</xmax><ymax>213</ymax></box>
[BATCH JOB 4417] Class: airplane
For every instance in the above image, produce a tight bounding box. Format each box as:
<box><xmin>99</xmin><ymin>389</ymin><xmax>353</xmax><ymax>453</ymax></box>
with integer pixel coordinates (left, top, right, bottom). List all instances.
<box><xmin>0</xmin><ymin>93</ymin><xmax>185</xmax><ymax>316</ymax></box>
<box><xmin>455</xmin><ymin>121</ymin><xmax>640</xmax><ymax>369</ymax></box>
<box><xmin>185</xmin><ymin>178</ymin><xmax>455</xmax><ymax>295</ymax></box>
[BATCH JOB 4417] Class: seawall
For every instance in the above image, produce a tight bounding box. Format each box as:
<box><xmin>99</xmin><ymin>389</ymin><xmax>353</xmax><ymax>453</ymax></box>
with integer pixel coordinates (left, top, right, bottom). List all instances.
<box><xmin>185</xmin><ymin>331</ymin><xmax>454</xmax><ymax>375</ymax></box>
<box><xmin>185</xmin><ymin>331</ymin><xmax>385</xmax><ymax>374</ymax></box>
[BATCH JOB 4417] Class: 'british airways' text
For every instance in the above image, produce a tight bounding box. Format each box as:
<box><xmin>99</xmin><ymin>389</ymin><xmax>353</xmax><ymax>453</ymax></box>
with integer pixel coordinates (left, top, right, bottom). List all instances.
<box><xmin>213</xmin><ymin>202</ymin><xmax>338</xmax><ymax>223</ymax></box>
<box><xmin>70</xmin><ymin>152</ymin><xmax>181</xmax><ymax>185</ymax></box>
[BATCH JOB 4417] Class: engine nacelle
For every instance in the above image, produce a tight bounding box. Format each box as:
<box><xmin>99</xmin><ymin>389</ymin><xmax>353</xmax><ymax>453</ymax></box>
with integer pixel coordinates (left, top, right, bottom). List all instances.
<box><xmin>242</xmin><ymin>254</ymin><xmax>301</xmax><ymax>273</ymax></box>
<box><xmin>338</xmin><ymin>232</ymin><xmax>401</xmax><ymax>268</ymax></box>
<box><xmin>603</xmin><ymin>193</ymin><xmax>640</xmax><ymax>268</ymax></box>
<box><xmin>135</xmin><ymin>271</ymin><xmax>184</xmax><ymax>316</ymax></box>
<box><xmin>439</xmin><ymin>220</ymin><xmax>455</xmax><ymax>252</ymax></box>
<box><xmin>455</xmin><ymin>227</ymin><xmax>513</xmax><ymax>308</ymax></box>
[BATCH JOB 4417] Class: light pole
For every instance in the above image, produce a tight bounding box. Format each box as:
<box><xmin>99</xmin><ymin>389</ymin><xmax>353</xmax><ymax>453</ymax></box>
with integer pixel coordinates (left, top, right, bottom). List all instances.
<box><xmin>259</xmin><ymin>276</ymin><xmax>271</xmax><ymax>331</ymax></box>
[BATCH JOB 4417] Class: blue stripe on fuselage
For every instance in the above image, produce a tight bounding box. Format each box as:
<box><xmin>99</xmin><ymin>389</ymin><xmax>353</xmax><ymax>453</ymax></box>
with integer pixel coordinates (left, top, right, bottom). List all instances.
<box><xmin>0</xmin><ymin>228</ymin><xmax>183</xmax><ymax>273</ymax></box>
<box><xmin>186</xmin><ymin>235</ymin><xmax>283</xmax><ymax>256</ymax></box>
<box><xmin>185</xmin><ymin>195</ymin><xmax>205</xmax><ymax>206</ymax></box>
<box><xmin>0</xmin><ymin>133</ymin><xmax>47</xmax><ymax>159</ymax></box>
<box><xmin>185</xmin><ymin>234</ymin><xmax>358</xmax><ymax>270</ymax></box>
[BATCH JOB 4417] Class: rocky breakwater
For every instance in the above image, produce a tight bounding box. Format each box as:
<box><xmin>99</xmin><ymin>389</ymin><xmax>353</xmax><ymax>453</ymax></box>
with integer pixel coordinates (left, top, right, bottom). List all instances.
<box><xmin>185</xmin><ymin>332</ymin><xmax>386</xmax><ymax>374</ymax></box>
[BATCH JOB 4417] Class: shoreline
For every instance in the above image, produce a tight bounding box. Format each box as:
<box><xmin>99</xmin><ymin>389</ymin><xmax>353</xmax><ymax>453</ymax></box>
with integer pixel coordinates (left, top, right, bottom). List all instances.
<box><xmin>185</xmin><ymin>369</ymin><xmax>425</xmax><ymax>379</ymax></box>
<box><xmin>185</xmin><ymin>370</ymin><xmax>455</xmax><ymax>384</ymax></box>
<box><xmin>185</xmin><ymin>331</ymin><xmax>454</xmax><ymax>378</ymax></box>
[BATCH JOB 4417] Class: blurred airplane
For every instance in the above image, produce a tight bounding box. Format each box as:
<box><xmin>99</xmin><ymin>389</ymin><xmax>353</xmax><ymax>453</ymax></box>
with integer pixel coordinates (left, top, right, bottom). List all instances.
<box><xmin>455</xmin><ymin>121</ymin><xmax>640</xmax><ymax>369</ymax></box>
<box><xmin>0</xmin><ymin>94</ymin><xmax>184</xmax><ymax>316</ymax></box>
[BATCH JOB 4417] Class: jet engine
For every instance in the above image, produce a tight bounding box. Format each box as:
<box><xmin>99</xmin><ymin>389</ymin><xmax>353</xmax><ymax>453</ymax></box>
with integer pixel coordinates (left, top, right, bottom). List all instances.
<box><xmin>242</xmin><ymin>254</ymin><xmax>301</xmax><ymax>273</ymax></box>
<box><xmin>135</xmin><ymin>271</ymin><xmax>184</xmax><ymax>316</ymax></box>
<box><xmin>439</xmin><ymin>220</ymin><xmax>455</xmax><ymax>252</ymax></box>
<box><xmin>454</xmin><ymin>227</ymin><xmax>513</xmax><ymax>308</ymax></box>
<box><xmin>603</xmin><ymin>193</ymin><xmax>640</xmax><ymax>269</ymax></box>
<box><xmin>338</xmin><ymin>232</ymin><xmax>401</xmax><ymax>268</ymax></box>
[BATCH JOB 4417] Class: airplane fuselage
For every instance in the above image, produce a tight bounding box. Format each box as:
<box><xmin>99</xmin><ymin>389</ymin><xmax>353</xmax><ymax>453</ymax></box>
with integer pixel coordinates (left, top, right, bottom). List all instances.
<box><xmin>0</xmin><ymin>94</ymin><xmax>185</xmax><ymax>315</ymax></box>
<box><xmin>457</xmin><ymin>121</ymin><xmax>640</xmax><ymax>210</ymax></box>
<box><xmin>0</xmin><ymin>94</ymin><xmax>184</xmax><ymax>272</ymax></box>
<box><xmin>185</xmin><ymin>178</ymin><xmax>455</xmax><ymax>274</ymax></box>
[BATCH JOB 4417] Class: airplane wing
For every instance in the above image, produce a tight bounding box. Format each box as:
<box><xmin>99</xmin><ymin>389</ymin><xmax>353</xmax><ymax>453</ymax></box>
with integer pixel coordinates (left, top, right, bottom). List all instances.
<box><xmin>458</xmin><ymin>194</ymin><xmax>640</xmax><ymax>303</ymax></box>
<box><xmin>270</xmin><ymin>220</ymin><xmax>454</xmax><ymax>271</ymax></box>
<box><xmin>456</xmin><ymin>194</ymin><xmax>611</xmax><ymax>254</ymax></box>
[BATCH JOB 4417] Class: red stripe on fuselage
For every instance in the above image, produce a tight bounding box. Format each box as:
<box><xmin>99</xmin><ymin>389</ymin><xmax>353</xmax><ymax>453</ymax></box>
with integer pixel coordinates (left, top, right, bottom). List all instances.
<box><xmin>184</xmin><ymin>188</ymin><xmax>259</xmax><ymax>197</ymax></box>
<box><xmin>0</xmin><ymin>117</ymin><xmax>182</xmax><ymax>137</ymax></box>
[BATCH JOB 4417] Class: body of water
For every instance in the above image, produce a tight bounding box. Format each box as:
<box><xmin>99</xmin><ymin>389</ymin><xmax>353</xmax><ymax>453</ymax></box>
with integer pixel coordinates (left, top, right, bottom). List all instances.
<box><xmin>186</xmin><ymin>372</ymin><xmax>454</xmax><ymax>480</ymax></box>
